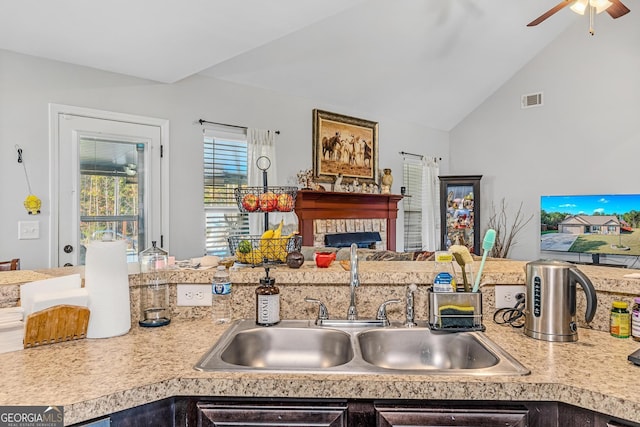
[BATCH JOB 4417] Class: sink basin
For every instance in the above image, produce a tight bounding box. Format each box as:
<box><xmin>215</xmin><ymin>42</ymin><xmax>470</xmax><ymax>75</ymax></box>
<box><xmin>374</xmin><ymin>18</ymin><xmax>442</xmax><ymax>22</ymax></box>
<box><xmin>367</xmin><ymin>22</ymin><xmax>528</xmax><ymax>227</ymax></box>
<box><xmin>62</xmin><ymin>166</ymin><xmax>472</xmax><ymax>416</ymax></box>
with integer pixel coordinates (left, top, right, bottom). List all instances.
<box><xmin>220</xmin><ymin>327</ymin><xmax>353</xmax><ymax>368</ymax></box>
<box><xmin>358</xmin><ymin>329</ymin><xmax>498</xmax><ymax>370</ymax></box>
<box><xmin>195</xmin><ymin>319</ymin><xmax>530</xmax><ymax>376</ymax></box>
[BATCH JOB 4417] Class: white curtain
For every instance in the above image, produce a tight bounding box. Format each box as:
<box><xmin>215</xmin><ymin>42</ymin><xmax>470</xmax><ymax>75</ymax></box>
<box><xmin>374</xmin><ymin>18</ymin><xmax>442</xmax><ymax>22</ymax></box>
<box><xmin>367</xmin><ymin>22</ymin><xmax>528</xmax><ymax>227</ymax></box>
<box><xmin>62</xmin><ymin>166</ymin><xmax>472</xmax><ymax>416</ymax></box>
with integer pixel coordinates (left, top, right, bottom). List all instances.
<box><xmin>247</xmin><ymin>128</ymin><xmax>279</xmax><ymax>234</ymax></box>
<box><xmin>421</xmin><ymin>157</ymin><xmax>440</xmax><ymax>251</ymax></box>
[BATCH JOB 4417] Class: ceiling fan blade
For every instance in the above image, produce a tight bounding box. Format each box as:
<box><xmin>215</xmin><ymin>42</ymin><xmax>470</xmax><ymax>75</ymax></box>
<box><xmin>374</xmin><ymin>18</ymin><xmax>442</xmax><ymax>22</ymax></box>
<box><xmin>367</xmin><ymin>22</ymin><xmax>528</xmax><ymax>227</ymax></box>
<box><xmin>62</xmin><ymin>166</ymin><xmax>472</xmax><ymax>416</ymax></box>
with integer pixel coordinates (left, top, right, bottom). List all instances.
<box><xmin>606</xmin><ymin>0</ymin><xmax>630</xmax><ymax>19</ymax></box>
<box><xmin>527</xmin><ymin>0</ymin><xmax>573</xmax><ymax>26</ymax></box>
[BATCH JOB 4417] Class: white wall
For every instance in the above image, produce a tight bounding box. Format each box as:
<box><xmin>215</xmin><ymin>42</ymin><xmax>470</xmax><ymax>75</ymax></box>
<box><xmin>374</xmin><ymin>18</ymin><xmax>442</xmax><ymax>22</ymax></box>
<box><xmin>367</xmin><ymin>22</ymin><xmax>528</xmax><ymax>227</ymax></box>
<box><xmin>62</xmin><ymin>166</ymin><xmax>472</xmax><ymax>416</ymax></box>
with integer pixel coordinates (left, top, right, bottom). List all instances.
<box><xmin>450</xmin><ymin>14</ymin><xmax>640</xmax><ymax>265</ymax></box>
<box><xmin>0</xmin><ymin>49</ymin><xmax>449</xmax><ymax>269</ymax></box>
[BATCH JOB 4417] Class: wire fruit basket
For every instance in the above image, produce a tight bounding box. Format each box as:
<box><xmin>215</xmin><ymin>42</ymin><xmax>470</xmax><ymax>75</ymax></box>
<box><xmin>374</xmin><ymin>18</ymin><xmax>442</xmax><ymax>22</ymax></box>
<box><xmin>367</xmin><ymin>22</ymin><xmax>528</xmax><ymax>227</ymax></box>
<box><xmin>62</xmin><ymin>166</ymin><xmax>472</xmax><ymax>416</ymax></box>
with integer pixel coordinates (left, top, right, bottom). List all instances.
<box><xmin>229</xmin><ymin>235</ymin><xmax>302</xmax><ymax>265</ymax></box>
<box><xmin>234</xmin><ymin>186</ymin><xmax>298</xmax><ymax>213</ymax></box>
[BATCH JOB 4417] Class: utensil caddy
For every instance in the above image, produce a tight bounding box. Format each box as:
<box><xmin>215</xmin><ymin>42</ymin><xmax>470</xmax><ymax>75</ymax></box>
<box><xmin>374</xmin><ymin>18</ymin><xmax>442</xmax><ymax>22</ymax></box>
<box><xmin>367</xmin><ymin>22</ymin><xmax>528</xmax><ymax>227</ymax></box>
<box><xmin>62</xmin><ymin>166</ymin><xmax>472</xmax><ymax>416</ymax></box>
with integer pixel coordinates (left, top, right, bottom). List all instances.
<box><xmin>228</xmin><ymin>156</ymin><xmax>300</xmax><ymax>266</ymax></box>
<box><xmin>427</xmin><ymin>288</ymin><xmax>485</xmax><ymax>332</ymax></box>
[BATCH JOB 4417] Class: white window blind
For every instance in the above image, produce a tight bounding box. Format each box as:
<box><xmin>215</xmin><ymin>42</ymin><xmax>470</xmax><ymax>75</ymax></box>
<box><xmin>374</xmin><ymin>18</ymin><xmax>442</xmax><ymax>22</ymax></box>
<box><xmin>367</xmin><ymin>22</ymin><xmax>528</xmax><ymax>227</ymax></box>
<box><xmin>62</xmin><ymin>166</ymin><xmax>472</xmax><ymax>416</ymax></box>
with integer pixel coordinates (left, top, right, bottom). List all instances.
<box><xmin>403</xmin><ymin>161</ymin><xmax>423</xmax><ymax>251</ymax></box>
<box><xmin>204</xmin><ymin>126</ymin><xmax>249</xmax><ymax>256</ymax></box>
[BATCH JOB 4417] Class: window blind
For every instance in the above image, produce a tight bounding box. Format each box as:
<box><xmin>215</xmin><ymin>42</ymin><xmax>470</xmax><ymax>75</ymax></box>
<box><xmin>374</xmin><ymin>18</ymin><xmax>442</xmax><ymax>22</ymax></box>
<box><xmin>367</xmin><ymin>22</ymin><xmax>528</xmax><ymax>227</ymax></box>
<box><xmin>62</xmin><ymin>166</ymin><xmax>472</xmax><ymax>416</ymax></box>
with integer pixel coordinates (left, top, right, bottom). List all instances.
<box><xmin>204</xmin><ymin>134</ymin><xmax>248</xmax><ymax>206</ymax></box>
<box><xmin>203</xmin><ymin>126</ymin><xmax>249</xmax><ymax>256</ymax></box>
<box><xmin>403</xmin><ymin>161</ymin><xmax>423</xmax><ymax>252</ymax></box>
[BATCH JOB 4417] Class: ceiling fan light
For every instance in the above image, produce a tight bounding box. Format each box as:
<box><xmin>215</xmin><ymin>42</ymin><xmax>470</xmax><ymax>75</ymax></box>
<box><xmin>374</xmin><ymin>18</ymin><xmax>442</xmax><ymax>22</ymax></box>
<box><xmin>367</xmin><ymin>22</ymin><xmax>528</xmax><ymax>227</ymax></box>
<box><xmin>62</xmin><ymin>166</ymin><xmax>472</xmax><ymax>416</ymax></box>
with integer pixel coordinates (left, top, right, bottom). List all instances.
<box><xmin>590</xmin><ymin>0</ymin><xmax>613</xmax><ymax>13</ymax></box>
<box><xmin>570</xmin><ymin>0</ymin><xmax>589</xmax><ymax>15</ymax></box>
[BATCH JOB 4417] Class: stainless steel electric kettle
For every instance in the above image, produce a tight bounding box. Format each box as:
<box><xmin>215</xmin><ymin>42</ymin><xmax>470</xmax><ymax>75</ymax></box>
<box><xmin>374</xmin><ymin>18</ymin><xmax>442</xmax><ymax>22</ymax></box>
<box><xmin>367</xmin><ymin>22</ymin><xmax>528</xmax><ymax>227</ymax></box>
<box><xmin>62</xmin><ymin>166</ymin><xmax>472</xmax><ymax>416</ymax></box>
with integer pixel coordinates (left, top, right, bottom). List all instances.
<box><xmin>524</xmin><ymin>260</ymin><xmax>597</xmax><ymax>342</ymax></box>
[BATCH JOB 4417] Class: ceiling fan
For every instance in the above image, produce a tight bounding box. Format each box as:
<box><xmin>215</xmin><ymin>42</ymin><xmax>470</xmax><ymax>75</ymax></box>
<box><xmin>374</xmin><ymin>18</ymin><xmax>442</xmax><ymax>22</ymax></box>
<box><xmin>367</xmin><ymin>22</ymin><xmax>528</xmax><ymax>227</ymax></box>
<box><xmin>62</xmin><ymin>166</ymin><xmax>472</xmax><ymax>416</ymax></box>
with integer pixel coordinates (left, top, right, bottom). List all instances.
<box><xmin>527</xmin><ymin>0</ymin><xmax>630</xmax><ymax>33</ymax></box>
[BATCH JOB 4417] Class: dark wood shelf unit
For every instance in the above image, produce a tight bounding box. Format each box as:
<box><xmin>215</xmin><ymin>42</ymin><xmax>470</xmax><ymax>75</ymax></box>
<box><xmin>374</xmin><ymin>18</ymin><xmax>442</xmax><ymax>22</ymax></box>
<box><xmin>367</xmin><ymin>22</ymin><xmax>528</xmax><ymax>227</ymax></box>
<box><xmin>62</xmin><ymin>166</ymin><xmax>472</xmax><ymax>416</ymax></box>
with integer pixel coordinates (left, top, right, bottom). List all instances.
<box><xmin>439</xmin><ymin>175</ymin><xmax>482</xmax><ymax>255</ymax></box>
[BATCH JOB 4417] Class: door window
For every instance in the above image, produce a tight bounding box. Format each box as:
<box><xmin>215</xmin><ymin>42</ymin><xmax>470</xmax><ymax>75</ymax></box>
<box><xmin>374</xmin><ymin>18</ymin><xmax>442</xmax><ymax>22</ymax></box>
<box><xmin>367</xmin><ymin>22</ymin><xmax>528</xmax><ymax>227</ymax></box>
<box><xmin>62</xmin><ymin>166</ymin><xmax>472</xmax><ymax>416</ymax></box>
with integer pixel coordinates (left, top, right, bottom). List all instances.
<box><xmin>78</xmin><ymin>137</ymin><xmax>144</xmax><ymax>263</ymax></box>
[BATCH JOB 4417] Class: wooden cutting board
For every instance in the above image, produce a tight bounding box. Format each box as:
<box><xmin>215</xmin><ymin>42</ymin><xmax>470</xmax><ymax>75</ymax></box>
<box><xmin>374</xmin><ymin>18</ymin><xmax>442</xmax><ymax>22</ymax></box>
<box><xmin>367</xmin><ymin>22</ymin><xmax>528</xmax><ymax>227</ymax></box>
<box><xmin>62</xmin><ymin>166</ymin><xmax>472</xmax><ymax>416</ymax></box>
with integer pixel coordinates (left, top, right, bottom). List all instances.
<box><xmin>24</xmin><ymin>304</ymin><xmax>90</xmax><ymax>348</ymax></box>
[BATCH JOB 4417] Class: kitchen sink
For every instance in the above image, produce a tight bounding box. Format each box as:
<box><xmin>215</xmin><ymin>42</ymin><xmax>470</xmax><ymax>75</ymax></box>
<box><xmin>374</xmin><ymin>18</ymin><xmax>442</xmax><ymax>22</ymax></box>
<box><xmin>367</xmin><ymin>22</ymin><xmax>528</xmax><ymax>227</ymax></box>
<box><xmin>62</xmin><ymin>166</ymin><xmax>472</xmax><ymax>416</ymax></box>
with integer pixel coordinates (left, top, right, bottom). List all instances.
<box><xmin>220</xmin><ymin>327</ymin><xmax>353</xmax><ymax>368</ymax></box>
<box><xmin>195</xmin><ymin>319</ymin><xmax>530</xmax><ymax>376</ymax></box>
<box><xmin>360</xmin><ymin>328</ymin><xmax>505</xmax><ymax>372</ymax></box>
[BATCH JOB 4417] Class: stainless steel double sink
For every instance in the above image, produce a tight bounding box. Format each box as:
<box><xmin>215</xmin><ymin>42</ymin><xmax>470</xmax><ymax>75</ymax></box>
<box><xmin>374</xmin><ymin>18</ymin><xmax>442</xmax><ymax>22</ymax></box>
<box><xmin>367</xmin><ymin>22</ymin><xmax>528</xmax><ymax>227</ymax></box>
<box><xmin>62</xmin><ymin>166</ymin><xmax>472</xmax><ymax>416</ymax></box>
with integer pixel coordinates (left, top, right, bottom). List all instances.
<box><xmin>195</xmin><ymin>319</ymin><xmax>530</xmax><ymax>376</ymax></box>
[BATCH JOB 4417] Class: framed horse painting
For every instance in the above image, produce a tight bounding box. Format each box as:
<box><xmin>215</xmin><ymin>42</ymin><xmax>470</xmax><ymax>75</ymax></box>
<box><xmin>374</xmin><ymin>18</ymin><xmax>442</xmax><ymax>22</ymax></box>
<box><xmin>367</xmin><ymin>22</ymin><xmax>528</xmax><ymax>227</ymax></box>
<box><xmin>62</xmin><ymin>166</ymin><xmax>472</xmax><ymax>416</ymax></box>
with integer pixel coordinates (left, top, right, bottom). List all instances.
<box><xmin>312</xmin><ymin>109</ymin><xmax>379</xmax><ymax>185</ymax></box>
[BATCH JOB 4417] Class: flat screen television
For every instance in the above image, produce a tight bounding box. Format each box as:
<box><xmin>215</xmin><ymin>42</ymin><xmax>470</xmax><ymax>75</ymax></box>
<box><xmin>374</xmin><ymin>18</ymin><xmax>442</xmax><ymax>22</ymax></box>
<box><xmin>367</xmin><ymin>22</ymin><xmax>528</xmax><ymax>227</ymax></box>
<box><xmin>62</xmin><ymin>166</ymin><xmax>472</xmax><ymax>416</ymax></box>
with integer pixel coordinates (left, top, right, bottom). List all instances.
<box><xmin>540</xmin><ymin>194</ymin><xmax>640</xmax><ymax>262</ymax></box>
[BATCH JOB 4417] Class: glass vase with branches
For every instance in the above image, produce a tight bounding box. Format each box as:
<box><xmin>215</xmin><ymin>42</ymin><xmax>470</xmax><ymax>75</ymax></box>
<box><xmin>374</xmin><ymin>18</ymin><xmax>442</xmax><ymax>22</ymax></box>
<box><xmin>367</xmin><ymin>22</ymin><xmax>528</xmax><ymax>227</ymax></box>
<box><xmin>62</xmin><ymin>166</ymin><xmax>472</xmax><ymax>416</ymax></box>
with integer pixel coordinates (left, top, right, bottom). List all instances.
<box><xmin>486</xmin><ymin>198</ymin><xmax>534</xmax><ymax>258</ymax></box>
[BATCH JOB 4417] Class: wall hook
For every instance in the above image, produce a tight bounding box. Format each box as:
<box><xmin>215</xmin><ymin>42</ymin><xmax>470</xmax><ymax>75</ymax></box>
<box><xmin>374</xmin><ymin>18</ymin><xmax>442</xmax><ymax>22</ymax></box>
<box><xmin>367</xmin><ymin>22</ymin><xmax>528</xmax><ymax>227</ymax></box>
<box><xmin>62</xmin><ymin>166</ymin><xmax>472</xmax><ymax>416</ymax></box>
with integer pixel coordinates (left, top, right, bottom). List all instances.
<box><xmin>15</xmin><ymin>144</ymin><xmax>41</xmax><ymax>214</ymax></box>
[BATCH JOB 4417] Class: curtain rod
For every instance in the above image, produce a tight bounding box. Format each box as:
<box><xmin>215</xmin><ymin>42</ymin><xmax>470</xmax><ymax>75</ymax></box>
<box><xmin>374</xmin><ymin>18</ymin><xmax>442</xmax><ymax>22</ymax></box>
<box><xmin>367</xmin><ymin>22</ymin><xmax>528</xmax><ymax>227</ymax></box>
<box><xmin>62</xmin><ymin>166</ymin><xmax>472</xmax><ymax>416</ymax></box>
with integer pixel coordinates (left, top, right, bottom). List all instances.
<box><xmin>198</xmin><ymin>119</ymin><xmax>280</xmax><ymax>134</ymax></box>
<box><xmin>399</xmin><ymin>151</ymin><xmax>441</xmax><ymax>161</ymax></box>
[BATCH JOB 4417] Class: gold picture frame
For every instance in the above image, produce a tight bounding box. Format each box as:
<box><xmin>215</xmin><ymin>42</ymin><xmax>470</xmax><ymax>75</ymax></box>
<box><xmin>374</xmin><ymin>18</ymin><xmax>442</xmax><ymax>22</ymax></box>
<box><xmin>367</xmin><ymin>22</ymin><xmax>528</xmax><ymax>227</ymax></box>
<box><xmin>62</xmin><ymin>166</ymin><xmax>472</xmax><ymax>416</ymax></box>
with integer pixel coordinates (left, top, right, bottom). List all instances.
<box><xmin>312</xmin><ymin>109</ymin><xmax>379</xmax><ymax>184</ymax></box>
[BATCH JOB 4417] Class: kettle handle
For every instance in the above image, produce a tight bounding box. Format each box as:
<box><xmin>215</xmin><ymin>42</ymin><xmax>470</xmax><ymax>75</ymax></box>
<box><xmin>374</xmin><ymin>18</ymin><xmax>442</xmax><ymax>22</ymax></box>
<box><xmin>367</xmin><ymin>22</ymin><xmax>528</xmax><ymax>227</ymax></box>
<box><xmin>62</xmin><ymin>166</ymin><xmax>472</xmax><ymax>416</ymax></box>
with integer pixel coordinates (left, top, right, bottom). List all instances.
<box><xmin>570</xmin><ymin>267</ymin><xmax>598</xmax><ymax>323</ymax></box>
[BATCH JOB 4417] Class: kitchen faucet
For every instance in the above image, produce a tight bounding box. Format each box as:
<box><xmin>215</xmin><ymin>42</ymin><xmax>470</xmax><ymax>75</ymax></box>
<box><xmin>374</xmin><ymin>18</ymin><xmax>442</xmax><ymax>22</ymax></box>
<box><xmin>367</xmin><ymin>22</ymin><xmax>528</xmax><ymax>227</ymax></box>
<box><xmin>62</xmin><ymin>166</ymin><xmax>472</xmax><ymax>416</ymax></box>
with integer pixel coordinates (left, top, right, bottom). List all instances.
<box><xmin>404</xmin><ymin>283</ymin><xmax>417</xmax><ymax>327</ymax></box>
<box><xmin>347</xmin><ymin>243</ymin><xmax>359</xmax><ymax>320</ymax></box>
<box><xmin>305</xmin><ymin>242</ymin><xmax>400</xmax><ymax>326</ymax></box>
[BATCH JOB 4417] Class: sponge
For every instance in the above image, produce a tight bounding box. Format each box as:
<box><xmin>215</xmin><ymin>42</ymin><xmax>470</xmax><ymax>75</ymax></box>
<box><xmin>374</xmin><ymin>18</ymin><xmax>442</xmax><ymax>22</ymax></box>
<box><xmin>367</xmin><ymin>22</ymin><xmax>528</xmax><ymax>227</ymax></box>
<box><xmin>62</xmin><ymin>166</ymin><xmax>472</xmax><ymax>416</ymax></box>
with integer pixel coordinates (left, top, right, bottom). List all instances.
<box><xmin>438</xmin><ymin>304</ymin><xmax>476</xmax><ymax>329</ymax></box>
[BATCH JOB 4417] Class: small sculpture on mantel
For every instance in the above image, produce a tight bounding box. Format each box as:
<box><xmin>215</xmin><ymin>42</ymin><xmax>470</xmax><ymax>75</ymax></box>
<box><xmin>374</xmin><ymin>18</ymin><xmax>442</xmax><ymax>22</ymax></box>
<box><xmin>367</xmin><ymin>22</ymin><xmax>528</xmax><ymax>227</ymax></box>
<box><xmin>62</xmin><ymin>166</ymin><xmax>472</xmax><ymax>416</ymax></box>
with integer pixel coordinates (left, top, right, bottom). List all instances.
<box><xmin>297</xmin><ymin>169</ymin><xmax>314</xmax><ymax>190</ymax></box>
<box><xmin>352</xmin><ymin>178</ymin><xmax>361</xmax><ymax>193</ymax></box>
<box><xmin>332</xmin><ymin>173</ymin><xmax>343</xmax><ymax>192</ymax></box>
<box><xmin>381</xmin><ymin>168</ymin><xmax>393</xmax><ymax>194</ymax></box>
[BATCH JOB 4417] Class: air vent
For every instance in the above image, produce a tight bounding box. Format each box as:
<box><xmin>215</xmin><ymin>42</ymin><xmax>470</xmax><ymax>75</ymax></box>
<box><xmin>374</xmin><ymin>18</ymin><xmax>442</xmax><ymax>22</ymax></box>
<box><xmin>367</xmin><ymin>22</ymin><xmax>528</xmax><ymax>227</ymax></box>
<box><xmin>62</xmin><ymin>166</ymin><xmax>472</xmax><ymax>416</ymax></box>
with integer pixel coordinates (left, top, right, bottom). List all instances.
<box><xmin>521</xmin><ymin>92</ymin><xmax>543</xmax><ymax>109</ymax></box>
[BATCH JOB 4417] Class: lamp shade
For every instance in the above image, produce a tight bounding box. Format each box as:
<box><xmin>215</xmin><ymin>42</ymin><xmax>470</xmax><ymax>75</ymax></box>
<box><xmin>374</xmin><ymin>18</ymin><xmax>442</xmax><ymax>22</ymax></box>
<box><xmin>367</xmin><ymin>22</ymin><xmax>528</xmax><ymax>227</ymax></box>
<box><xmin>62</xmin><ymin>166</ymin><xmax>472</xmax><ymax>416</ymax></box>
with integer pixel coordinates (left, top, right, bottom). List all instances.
<box><xmin>570</xmin><ymin>0</ymin><xmax>589</xmax><ymax>15</ymax></box>
<box><xmin>591</xmin><ymin>0</ymin><xmax>613</xmax><ymax>13</ymax></box>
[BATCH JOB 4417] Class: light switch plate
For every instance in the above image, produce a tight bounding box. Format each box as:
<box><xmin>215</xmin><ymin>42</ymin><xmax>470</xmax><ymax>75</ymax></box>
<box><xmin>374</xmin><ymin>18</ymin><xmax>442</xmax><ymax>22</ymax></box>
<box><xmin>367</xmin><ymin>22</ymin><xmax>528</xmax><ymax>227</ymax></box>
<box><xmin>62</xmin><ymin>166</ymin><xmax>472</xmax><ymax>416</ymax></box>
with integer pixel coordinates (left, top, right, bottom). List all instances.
<box><xmin>18</xmin><ymin>220</ymin><xmax>40</xmax><ymax>239</ymax></box>
<box><xmin>177</xmin><ymin>284</ymin><xmax>212</xmax><ymax>306</ymax></box>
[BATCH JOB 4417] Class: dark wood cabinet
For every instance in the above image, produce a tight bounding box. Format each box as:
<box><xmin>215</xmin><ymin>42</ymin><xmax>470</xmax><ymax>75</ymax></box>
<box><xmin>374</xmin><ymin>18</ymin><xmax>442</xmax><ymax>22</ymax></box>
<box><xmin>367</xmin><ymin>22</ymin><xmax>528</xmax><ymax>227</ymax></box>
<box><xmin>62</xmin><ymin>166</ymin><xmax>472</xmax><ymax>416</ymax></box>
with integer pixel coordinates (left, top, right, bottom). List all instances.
<box><xmin>557</xmin><ymin>402</ymin><xmax>640</xmax><ymax>427</ymax></box>
<box><xmin>70</xmin><ymin>397</ymin><xmax>640</xmax><ymax>427</ymax></box>
<box><xmin>194</xmin><ymin>400</ymin><xmax>347</xmax><ymax>427</ymax></box>
<box><xmin>439</xmin><ymin>175</ymin><xmax>482</xmax><ymax>255</ymax></box>
<box><xmin>375</xmin><ymin>404</ymin><xmax>528</xmax><ymax>426</ymax></box>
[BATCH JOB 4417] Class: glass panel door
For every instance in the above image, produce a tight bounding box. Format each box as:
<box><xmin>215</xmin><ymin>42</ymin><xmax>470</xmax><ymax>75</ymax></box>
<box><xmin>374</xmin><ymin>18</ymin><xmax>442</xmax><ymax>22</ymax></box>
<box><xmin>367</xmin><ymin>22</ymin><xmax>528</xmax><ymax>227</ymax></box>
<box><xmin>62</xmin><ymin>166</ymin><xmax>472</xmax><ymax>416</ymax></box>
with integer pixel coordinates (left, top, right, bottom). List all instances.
<box><xmin>54</xmin><ymin>110</ymin><xmax>164</xmax><ymax>267</ymax></box>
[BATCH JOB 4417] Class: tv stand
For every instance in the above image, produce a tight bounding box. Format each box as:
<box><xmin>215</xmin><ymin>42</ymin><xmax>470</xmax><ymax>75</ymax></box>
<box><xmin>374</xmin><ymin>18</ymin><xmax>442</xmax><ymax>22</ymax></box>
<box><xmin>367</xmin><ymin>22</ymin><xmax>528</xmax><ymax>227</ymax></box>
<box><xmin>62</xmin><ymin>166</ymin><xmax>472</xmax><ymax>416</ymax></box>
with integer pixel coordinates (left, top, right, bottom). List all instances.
<box><xmin>572</xmin><ymin>262</ymin><xmax>627</xmax><ymax>268</ymax></box>
<box><xmin>570</xmin><ymin>256</ymin><xmax>627</xmax><ymax>268</ymax></box>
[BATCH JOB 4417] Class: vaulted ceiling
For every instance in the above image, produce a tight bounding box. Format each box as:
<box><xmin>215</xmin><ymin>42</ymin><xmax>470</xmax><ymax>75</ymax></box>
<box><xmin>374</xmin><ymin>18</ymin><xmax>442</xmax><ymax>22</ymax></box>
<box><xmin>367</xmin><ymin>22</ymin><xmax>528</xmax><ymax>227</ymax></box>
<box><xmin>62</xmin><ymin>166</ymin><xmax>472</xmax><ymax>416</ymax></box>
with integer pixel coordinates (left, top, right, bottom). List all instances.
<box><xmin>0</xmin><ymin>1</ymin><xmax>587</xmax><ymax>130</ymax></box>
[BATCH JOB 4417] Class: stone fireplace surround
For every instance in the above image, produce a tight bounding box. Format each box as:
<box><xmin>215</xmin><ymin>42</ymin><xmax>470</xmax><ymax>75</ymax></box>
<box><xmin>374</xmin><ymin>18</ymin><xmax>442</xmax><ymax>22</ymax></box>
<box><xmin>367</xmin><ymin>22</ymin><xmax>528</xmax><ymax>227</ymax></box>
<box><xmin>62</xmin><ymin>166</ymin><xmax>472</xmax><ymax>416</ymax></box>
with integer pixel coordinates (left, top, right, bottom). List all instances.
<box><xmin>294</xmin><ymin>190</ymin><xmax>403</xmax><ymax>251</ymax></box>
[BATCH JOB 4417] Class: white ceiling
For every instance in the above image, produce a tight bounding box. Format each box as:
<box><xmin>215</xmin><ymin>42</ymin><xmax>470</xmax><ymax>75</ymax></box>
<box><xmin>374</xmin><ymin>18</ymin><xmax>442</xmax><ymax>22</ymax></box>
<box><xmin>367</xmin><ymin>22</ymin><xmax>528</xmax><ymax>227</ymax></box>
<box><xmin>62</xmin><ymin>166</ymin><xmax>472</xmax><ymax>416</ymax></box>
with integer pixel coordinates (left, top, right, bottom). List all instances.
<box><xmin>0</xmin><ymin>0</ymin><xmax>587</xmax><ymax>130</ymax></box>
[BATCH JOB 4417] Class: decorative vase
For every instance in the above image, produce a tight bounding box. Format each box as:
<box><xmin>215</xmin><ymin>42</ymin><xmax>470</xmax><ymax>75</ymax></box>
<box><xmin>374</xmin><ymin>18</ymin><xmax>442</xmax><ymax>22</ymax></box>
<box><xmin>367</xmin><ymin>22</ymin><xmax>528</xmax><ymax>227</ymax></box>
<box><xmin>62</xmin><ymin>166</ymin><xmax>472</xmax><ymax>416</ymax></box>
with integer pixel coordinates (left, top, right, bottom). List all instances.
<box><xmin>381</xmin><ymin>168</ymin><xmax>393</xmax><ymax>194</ymax></box>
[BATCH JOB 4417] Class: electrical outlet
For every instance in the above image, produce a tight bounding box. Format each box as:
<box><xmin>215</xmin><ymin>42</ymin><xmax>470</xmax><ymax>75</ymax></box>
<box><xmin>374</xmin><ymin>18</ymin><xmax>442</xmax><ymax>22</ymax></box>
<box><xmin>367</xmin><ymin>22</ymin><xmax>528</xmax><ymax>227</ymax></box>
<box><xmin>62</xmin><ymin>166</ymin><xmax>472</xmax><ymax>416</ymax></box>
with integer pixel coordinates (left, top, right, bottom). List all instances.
<box><xmin>495</xmin><ymin>285</ymin><xmax>526</xmax><ymax>309</ymax></box>
<box><xmin>177</xmin><ymin>284</ymin><xmax>212</xmax><ymax>306</ymax></box>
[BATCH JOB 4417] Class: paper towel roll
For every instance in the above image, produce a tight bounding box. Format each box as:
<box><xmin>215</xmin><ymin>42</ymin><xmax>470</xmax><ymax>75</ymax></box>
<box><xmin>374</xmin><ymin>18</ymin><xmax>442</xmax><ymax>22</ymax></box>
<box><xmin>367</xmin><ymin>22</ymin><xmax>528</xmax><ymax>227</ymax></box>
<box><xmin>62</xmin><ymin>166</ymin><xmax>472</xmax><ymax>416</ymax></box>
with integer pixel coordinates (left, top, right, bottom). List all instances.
<box><xmin>84</xmin><ymin>240</ymin><xmax>131</xmax><ymax>338</ymax></box>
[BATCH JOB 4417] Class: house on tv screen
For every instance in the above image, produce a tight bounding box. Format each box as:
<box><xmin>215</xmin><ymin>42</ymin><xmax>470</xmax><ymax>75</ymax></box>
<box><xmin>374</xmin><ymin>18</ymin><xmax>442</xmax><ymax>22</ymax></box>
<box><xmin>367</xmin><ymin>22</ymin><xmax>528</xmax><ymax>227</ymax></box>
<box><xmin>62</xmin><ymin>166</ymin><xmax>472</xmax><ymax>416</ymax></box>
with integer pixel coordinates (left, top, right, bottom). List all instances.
<box><xmin>557</xmin><ymin>215</ymin><xmax>631</xmax><ymax>235</ymax></box>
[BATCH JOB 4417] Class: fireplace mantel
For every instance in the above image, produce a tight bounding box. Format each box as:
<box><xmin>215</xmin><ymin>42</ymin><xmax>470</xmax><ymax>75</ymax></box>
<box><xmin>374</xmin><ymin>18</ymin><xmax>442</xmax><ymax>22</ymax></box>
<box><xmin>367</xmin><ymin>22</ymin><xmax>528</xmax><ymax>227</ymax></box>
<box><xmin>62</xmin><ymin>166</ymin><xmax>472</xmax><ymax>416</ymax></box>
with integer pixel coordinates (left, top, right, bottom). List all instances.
<box><xmin>294</xmin><ymin>190</ymin><xmax>403</xmax><ymax>250</ymax></box>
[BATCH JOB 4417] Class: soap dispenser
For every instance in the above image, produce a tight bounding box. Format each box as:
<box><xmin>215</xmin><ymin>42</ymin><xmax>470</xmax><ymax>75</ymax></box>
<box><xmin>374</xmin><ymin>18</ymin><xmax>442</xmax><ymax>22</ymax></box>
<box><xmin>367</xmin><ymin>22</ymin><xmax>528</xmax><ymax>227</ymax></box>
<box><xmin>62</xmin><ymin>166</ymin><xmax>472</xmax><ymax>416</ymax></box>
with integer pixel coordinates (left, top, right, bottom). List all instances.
<box><xmin>255</xmin><ymin>267</ymin><xmax>280</xmax><ymax>326</ymax></box>
<box><xmin>138</xmin><ymin>241</ymin><xmax>171</xmax><ymax>327</ymax></box>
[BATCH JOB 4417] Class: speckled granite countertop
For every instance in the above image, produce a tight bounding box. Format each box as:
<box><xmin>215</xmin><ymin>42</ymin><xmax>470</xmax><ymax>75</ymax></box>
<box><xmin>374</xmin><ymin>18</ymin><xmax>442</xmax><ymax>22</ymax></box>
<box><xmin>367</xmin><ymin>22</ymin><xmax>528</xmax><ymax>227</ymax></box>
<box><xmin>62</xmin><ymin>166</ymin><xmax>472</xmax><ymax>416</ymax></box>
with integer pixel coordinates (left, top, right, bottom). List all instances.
<box><xmin>2</xmin><ymin>259</ymin><xmax>639</xmax><ymax>291</ymax></box>
<box><xmin>2</xmin><ymin>260</ymin><xmax>640</xmax><ymax>425</ymax></box>
<box><xmin>1</xmin><ymin>316</ymin><xmax>640</xmax><ymax>425</ymax></box>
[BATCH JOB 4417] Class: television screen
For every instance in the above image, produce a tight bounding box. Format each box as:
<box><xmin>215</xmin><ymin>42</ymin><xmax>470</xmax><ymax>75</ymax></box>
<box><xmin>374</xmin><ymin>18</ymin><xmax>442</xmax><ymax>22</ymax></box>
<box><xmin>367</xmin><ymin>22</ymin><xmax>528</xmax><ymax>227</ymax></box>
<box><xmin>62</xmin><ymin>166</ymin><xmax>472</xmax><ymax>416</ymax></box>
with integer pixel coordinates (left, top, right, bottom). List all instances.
<box><xmin>540</xmin><ymin>194</ymin><xmax>640</xmax><ymax>257</ymax></box>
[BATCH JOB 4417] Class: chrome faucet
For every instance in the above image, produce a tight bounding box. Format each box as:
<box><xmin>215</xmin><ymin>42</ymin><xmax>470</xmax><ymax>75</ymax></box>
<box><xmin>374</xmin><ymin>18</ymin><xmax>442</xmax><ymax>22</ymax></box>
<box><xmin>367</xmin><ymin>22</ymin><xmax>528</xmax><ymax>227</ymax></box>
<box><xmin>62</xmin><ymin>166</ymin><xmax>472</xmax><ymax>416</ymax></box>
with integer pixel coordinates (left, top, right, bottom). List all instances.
<box><xmin>305</xmin><ymin>243</ymin><xmax>400</xmax><ymax>327</ymax></box>
<box><xmin>404</xmin><ymin>283</ymin><xmax>418</xmax><ymax>327</ymax></box>
<box><xmin>347</xmin><ymin>243</ymin><xmax>359</xmax><ymax>320</ymax></box>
